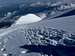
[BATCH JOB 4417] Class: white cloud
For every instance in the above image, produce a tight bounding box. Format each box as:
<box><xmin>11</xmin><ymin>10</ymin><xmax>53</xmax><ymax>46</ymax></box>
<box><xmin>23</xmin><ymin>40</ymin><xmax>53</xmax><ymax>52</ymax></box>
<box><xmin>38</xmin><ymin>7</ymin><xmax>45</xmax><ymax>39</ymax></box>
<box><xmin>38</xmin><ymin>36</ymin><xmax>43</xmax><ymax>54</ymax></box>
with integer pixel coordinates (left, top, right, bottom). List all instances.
<box><xmin>15</xmin><ymin>14</ymin><xmax>42</xmax><ymax>25</ymax></box>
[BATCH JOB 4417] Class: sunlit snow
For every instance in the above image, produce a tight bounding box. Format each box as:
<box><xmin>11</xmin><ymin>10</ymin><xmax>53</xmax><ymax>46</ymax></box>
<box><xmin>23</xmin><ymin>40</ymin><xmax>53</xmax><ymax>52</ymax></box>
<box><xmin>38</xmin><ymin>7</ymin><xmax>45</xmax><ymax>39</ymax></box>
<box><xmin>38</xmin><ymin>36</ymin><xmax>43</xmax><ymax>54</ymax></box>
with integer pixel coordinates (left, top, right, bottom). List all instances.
<box><xmin>15</xmin><ymin>14</ymin><xmax>42</xmax><ymax>25</ymax></box>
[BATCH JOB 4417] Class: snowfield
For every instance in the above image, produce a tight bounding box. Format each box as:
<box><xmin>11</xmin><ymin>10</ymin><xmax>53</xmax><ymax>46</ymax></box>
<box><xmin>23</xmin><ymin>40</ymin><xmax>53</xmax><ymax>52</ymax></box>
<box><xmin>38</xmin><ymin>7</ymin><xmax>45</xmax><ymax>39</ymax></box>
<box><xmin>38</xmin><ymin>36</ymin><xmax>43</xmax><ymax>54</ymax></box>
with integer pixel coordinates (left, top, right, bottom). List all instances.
<box><xmin>15</xmin><ymin>14</ymin><xmax>42</xmax><ymax>25</ymax></box>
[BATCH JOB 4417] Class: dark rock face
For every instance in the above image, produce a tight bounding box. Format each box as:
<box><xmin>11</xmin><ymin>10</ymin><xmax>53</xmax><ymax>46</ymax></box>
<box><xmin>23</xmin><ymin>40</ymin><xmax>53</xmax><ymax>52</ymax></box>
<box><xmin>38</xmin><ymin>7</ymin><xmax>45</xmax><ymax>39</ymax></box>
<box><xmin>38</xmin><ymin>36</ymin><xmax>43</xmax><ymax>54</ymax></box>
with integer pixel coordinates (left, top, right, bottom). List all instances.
<box><xmin>20</xmin><ymin>45</ymin><xmax>75</xmax><ymax>56</ymax></box>
<box><xmin>54</xmin><ymin>9</ymin><xmax>75</xmax><ymax>18</ymax></box>
<box><xmin>20</xmin><ymin>45</ymin><xmax>56</xmax><ymax>56</ymax></box>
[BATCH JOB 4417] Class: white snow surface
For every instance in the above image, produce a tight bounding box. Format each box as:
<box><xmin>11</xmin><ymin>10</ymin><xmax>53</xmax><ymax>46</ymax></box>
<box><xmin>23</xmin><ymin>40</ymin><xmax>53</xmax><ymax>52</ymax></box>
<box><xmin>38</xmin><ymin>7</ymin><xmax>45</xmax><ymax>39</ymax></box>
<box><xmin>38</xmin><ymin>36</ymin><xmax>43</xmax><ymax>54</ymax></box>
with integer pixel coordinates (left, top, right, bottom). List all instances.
<box><xmin>15</xmin><ymin>14</ymin><xmax>42</xmax><ymax>25</ymax></box>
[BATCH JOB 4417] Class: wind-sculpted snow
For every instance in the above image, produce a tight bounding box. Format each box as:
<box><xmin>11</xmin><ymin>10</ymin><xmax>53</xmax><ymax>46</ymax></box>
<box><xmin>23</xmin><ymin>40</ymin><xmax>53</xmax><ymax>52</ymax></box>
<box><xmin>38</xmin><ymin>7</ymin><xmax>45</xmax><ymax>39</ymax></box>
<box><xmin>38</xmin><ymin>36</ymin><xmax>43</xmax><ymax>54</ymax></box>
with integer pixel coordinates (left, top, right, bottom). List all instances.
<box><xmin>0</xmin><ymin>26</ymin><xmax>75</xmax><ymax>56</ymax></box>
<box><xmin>21</xmin><ymin>27</ymin><xmax>75</xmax><ymax>46</ymax></box>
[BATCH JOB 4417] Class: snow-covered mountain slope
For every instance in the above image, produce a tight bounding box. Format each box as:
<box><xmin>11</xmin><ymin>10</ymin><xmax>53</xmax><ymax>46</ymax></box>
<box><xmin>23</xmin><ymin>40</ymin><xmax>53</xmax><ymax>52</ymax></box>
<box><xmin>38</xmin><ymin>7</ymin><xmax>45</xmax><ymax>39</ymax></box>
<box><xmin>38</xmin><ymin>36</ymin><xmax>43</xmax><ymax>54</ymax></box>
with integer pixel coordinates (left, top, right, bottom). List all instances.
<box><xmin>0</xmin><ymin>14</ymin><xmax>75</xmax><ymax>36</ymax></box>
<box><xmin>0</xmin><ymin>15</ymin><xmax>75</xmax><ymax>56</ymax></box>
<box><xmin>25</xmin><ymin>15</ymin><xmax>75</xmax><ymax>33</ymax></box>
<box><xmin>15</xmin><ymin>14</ymin><xmax>42</xmax><ymax>25</ymax></box>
